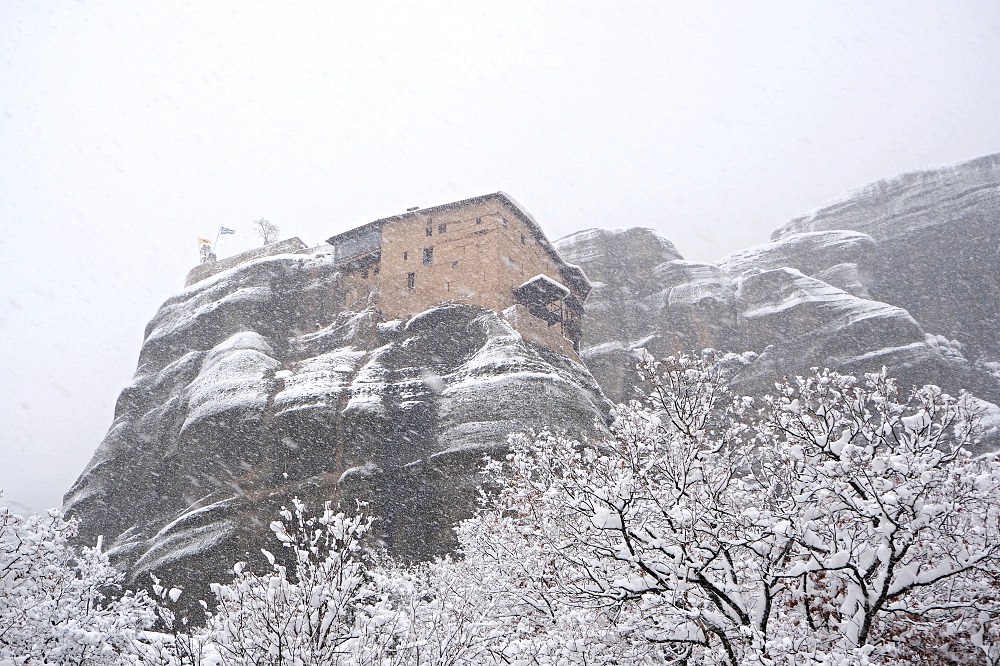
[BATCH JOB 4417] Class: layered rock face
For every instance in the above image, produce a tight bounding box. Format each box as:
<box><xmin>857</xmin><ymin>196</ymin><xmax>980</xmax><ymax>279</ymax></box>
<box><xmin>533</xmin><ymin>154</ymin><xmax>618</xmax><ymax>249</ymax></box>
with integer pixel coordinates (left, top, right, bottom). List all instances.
<box><xmin>554</xmin><ymin>228</ymin><xmax>743</xmax><ymax>401</ymax></box>
<box><xmin>556</xmin><ymin>155</ymin><xmax>1000</xmax><ymax>449</ymax></box>
<box><xmin>64</xmin><ymin>250</ymin><xmax>610</xmax><ymax>599</ymax></box>
<box><xmin>774</xmin><ymin>153</ymin><xmax>1000</xmax><ymax>364</ymax></box>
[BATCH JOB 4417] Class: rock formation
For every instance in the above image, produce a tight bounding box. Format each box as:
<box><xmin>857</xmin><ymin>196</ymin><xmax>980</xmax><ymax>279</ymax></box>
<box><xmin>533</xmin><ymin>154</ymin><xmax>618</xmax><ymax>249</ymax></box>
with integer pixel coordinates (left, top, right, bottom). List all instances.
<box><xmin>64</xmin><ymin>249</ymin><xmax>611</xmax><ymax>602</ymax></box>
<box><xmin>773</xmin><ymin>152</ymin><xmax>1000</xmax><ymax>364</ymax></box>
<box><xmin>556</xmin><ymin>154</ymin><xmax>1000</xmax><ymax>449</ymax></box>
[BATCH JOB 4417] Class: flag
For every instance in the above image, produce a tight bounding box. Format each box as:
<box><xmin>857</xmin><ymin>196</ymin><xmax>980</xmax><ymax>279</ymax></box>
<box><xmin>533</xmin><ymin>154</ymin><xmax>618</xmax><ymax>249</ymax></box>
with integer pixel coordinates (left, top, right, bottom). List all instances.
<box><xmin>219</xmin><ymin>226</ymin><xmax>236</xmax><ymax>235</ymax></box>
<box><xmin>198</xmin><ymin>237</ymin><xmax>212</xmax><ymax>245</ymax></box>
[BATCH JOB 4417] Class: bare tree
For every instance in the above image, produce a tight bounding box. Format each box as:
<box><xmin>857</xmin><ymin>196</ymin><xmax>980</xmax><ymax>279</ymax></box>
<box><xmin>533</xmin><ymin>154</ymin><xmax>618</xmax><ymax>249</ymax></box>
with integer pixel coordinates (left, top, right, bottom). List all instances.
<box><xmin>252</xmin><ymin>218</ymin><xmax>280</xmax><ymax>245</ymax></box>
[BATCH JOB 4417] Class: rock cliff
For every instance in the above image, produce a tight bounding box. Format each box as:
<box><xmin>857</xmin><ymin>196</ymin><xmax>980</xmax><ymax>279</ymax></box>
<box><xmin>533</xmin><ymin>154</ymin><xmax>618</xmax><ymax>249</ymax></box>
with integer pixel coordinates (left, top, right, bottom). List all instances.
<box><xmin>773</xmin><ymin>153</ymin><xmax>1000</xmax><ymax>364</ymax></box>
<box><xmin>64</xmin><ymin>249</ymin><xmax>611</xmax><ymax>600</ymax></box>
<box><xmin>556</xmin><ymin>155</ymin><xmax>1000</xmax><ymax>449</ymax></box>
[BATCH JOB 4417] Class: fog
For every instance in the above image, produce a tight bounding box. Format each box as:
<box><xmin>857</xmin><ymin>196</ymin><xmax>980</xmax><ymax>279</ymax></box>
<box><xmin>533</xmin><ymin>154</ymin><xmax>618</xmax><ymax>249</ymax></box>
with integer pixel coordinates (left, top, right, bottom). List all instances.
<box><xmin>2</xmin><ymin>1</ymin><xmax>999</xmax><ymax>513</ymax></box>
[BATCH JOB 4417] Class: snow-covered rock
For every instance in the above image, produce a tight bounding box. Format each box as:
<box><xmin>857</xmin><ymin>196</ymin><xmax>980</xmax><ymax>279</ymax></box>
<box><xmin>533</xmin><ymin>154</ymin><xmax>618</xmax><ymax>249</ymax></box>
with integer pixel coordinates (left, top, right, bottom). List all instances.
<box><xmin>556</xmin><ymin>229</ymin><xmax>741</xmax><ymax>401</ymax></box>
<box><xmin>772</xmin><ymin>152</ymin><xmax>1000</xmax><ymax>362</ymax></box>
<box><xmin>64</xmin><ymin>251</ymin><xmax>610</xmax><ymax>608</ymax></box>
<box><xmin>717</xmin><ymin>230</ymin><xmax>876</xmax><ymax>280</ymax></box>
<box><xmin>730</xmin><ymin>267</ymin><xmax>984</xmax><ymax>401</ymax></box>
<box><xmin>735</xmin><ymin>268</ymin><xmax>918</xmax><ymax>350</ymax></box>
<box><xmin>775</xmin><ymin>153</ymin><xmax>1000</xmax><ymax>242</ymax></box>
<box><xmin>556</xmin><ymin>156</ymin><xmax>1000</xmax><ymax>452</ymax></box>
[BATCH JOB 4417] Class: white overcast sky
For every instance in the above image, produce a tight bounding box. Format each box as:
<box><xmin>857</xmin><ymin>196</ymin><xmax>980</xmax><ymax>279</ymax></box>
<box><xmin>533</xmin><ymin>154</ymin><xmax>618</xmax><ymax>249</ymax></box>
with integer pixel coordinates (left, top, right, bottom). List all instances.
<box><xmin>2</xmin><ymin>1</ymin><xmax>999</xmax><ymax>513</ymax></box>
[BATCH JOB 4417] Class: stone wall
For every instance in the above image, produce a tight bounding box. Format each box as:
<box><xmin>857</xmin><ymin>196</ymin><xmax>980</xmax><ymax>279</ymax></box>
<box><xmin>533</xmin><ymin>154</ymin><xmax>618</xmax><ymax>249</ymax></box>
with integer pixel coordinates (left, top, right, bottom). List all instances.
<box><xmin>373</xmin><ymin>201</ymin><xmax>508</xmax><ymax>317</ymax></box>
<box><xmin>185</xmin><ymin>237</ymin><xmax>309</xmax><ymax>286</ymax></box>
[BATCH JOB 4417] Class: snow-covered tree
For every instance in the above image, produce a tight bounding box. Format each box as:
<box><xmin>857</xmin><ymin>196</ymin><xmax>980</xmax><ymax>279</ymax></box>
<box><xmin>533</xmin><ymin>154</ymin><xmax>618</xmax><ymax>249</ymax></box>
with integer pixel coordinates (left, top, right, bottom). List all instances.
<box><xmin>358</xmin><ymin>555</ymin><xmax>511</xmax><ymax>665</ymax></box>
<box><xmin>145</xmin><ymin>500</ymin><xmax>501</xmax><ymax>666</ymax></box>
<box><xmin>192</xmin><ymin>499</ymin><xmax>391</xmax><ymax>665</ymax></box>
<box><xmin>0</xmin><ymin>503</ymin><xmax>157</xmax><ymax>665</ymax></box>
<box><xmin>452</xmin><ymin>355</ymin><xmax>1000</xmax><ymax>664</ymax></box>
<box><xmin>754</xmin><ymin>367</ymin><xmax>1000</xmax><ymax>664</ymax></box>
<box><xmin>6</xmin><ymin>355</ymin><xmax>999</xmax><ymax>665</ymax></box>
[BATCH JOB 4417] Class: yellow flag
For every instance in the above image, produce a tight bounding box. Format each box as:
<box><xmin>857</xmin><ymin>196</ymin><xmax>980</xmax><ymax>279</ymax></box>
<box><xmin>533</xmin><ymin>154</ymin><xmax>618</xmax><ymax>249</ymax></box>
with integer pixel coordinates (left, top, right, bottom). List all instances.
<box><xmin>198</xmin><ymin>237</ymin><xmax>212</xmax><ymax>245</ymax></box>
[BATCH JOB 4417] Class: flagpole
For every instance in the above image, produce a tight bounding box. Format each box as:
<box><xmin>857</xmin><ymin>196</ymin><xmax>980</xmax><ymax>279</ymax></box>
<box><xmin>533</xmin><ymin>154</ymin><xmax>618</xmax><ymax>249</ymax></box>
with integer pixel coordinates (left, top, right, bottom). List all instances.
<box><xmin>213</xmin><ymin>227</ymin><xmax>222</xmax><ymax>250</ymax></box>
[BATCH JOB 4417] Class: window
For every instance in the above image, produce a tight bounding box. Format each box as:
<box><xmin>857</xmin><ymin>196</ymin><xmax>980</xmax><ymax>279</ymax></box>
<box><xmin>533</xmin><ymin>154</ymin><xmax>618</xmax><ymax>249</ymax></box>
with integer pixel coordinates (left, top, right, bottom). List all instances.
<box><xmin>423</xmin><ymin>247</ymin><xmax>433</xmax><ymax>265</ymax></box>
<box><xmin>361</xmin><ymin>268</ymin><xmax>368</xmax><ymax>279</ymax></box>
<box><xmin>406</xmin><ymin>272</ymin><xmax>415</xmax><ymax>289</ymax></box>
<box><xmin>521</xmin><ymin>233</ymin><xmax>526</xmax><ymax>244</ymax></box>
<box><xmin>373</xmin><ymin>266</ymin><xmax>380</xmax><ymax>276</ymax></box>
<box><xmin>403</xmin><ymin>251</ymin><xmax>408</xmax><ymax>260</ymax></box>
<box><xmin>452</xmin><ymin>261</ymin><xmax>459</xmax><ymax>269</ymax></box>
<box><xmin>426</xmin><ymin>226</ymin><xmax>433</xmax><ymax>237</ymax></box>
<box><xmin>476</xmin><ymin>216</ymin><xmax>482</xmax><ymax>224</ymax></box>
<box><xmin>438</xmin><ymin>223</ymin><xmax>447</xmax><ymax>234</ymax></box>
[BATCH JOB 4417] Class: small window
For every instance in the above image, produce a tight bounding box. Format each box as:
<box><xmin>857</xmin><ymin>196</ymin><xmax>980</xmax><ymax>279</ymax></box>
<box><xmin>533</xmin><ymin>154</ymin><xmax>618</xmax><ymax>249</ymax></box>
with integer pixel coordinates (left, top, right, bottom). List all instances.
<box><xmin>476</xmin><ymin>216</ymin><xmax>482</xmax><ymax>224</ymax></box>
<box><xmin>361</xmin><ymin>268</ymin><xmax>368</xmax><ymax>279</ymax></box>
<box><xmin>423</xmin><ymin>247</ymin><xmax>433</xmax><ymax>265</ymax></box>
<box><xmin>438</xmin><ymin>223</ymin><xmax>447</xmax><ymax>234</ymax></box>
<box><xmin>426</xmin><ymin>226</ymin><xmax>433</xmax><ymax>237</ymax></box>
<box><xmin>500</xmin><ymin>217</ymin><xmax>508</xmax><ymax>228</ymax></box>
<box><xmin>520</xmin><ymin>233</ymin><xmax>526</xmax><ymax>244</ymax></box>
<box><xmin>407</xmin><ymin>272</ymin><xmax>415</xmax><ymax>289</ymax></box>
<box><xmin>403</xmin><ymin>251</ymin><xmax>408</xmax><ymax>260</ymax></box>
<box><xmin>451</xmin><ymin>261</ymin><xmax>459</xmax><ymax>269</ymax></box>
<box><xmin>373</xmin><ymin>266</ymin><xmax>380</xmax><ymax>276</ymax></box>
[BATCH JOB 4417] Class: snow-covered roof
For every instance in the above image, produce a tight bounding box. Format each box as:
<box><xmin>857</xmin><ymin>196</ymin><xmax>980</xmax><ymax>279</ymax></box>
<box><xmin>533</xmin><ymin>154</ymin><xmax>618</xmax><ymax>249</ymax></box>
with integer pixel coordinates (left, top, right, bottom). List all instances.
<box><xmin>514</xmin><ymin>274</ymin><xmax>571</xmax><ymax>304</ymax></box>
